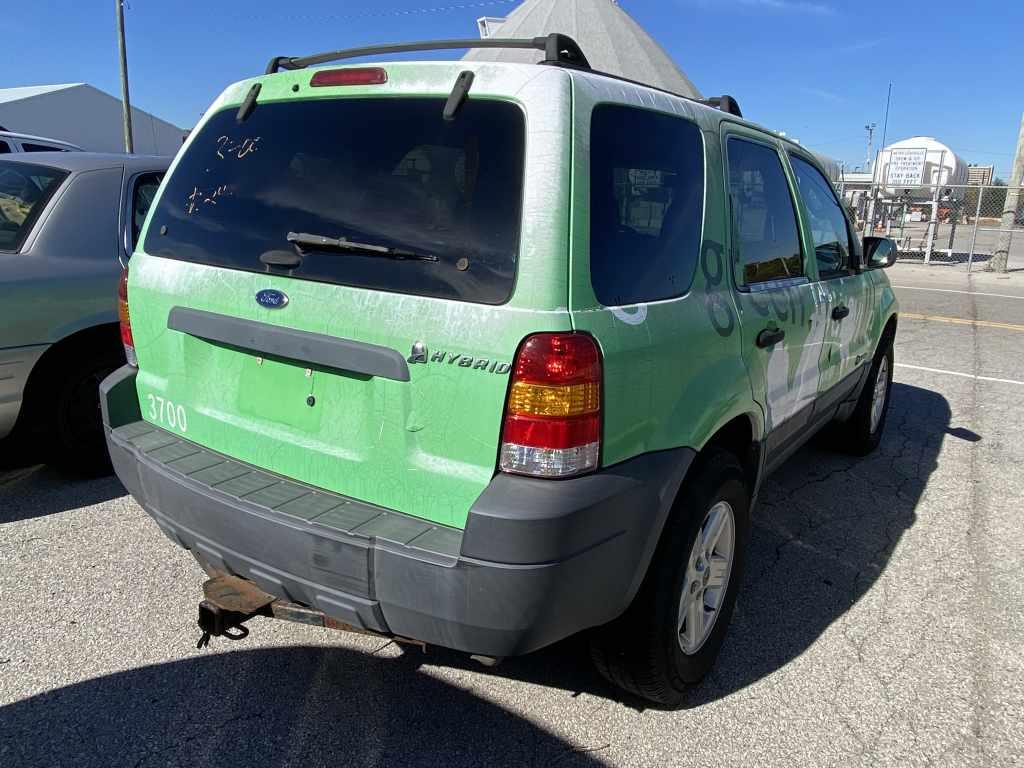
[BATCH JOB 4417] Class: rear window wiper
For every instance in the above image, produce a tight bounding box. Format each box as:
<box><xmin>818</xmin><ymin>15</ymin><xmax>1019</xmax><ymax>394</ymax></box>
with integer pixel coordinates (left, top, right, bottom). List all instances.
<box><xmin>285</xmin><ymin>231</ymin><xmax>439</xmax><ymax>262</ymax></box>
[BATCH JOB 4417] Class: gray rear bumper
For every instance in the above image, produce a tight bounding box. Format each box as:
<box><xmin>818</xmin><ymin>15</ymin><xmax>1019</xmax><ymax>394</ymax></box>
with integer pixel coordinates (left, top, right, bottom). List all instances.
<box><xmin>102</xmin><ymin>365</ymin><xmax>693</xmax><ymax>657</ymax></box>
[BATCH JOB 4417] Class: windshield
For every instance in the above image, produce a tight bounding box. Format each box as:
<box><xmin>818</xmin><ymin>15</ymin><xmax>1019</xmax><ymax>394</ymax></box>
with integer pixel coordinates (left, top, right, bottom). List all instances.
<box><xmin>0</xmin><ymin>161</ymin><xmax>67</xmax><ymax>252</ymax></box>
<box><xmin>144</xmin><ymin>96</ymin><xmax>526</xmax><ymax>304</ymax></box>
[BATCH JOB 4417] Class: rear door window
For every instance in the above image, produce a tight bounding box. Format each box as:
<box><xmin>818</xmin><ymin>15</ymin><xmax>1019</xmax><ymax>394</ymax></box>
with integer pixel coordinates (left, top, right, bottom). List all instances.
<box><xmin>726</xmin><ymin>137</ymin><xmax>804</xmax><ymax>286</ymax></box>
<box><xmin>589</xmin><ymin>105</ymin><xmax>705</xmax><ymax>305</ymax></box>
<box><xmin>130</xmin><ymin>172</ymin><xmax>163</xmax><ymax>249</ymax></box>
<box><xmin>0</xmin><ymin>161</ymin><xmax>67</xmax><ymax>252</ymax></box>
<box><xmin>0</xmin><ymin>141</ymin><xmax>10</xmax><ymax>154</ymax></box>
<box><xmin>145</xmin><ymin>98</ymin><xmax>526</xmax><ymax>304</ymax></box>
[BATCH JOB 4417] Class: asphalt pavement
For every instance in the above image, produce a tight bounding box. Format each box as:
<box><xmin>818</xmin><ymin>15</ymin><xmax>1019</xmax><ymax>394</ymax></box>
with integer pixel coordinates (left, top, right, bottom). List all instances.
<box><xmin>1</xmin><ymin>262</ymin><xmax>1022</xmax><ymax>767</ymax></box>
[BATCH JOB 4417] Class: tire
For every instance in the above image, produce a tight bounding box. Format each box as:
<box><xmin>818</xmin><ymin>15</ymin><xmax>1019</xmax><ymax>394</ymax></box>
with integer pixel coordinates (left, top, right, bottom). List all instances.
<box><xmin>589</xmin><ymin>448</ymin><xmax>751</xmax><ymax>708</ymax></box>
<box><xmin>42</xmin><ymin>345</ymin><xmax>124</xmax><ymax>476</ymax></box>
<box><xmin>834</xmin><ymin>339</ymin><xmax>894</xmax><ymax>456</ymax></box>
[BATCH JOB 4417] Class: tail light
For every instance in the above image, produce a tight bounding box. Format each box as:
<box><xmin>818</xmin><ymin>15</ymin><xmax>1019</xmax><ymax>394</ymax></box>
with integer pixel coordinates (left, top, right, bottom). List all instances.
<box><xmin>118</xmin><ymin>265</ymin><xmax>136</xmax><ymax>366</ymax></box>
<box><xmin>499</xmin><ymin>333</ymin><xmax>601</xmax><ymax>478</ymax></box>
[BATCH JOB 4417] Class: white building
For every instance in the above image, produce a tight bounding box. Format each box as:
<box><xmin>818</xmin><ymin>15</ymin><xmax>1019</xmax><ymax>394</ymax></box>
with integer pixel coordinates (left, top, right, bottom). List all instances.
<box><xmin>0</xmin><ymin>83</ymin><xmax>185</xmax><ymax>156</ymax></box>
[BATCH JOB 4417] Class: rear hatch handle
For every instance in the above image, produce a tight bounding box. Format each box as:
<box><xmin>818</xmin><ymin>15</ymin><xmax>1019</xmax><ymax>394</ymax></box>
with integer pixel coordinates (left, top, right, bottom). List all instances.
<box><xmin>168</xmin><ymin>307</ymin><xmax>411</xmax><ymax>382</ymax></box>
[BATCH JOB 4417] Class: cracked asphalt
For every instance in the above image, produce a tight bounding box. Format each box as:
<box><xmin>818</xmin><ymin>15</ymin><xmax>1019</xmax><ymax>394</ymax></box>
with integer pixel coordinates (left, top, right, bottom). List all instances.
<box><xmin>2</xmin><ymin>263</ymin><xmax>1022</xmax><ymax>767</ymax></box>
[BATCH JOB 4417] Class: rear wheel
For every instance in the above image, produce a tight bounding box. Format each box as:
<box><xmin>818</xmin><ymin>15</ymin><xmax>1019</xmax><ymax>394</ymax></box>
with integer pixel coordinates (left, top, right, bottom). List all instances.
<box><xmin>590</xmin><ymin>448</ymin><xmax>750</xmax><ymax>707</ymax></box>
<box><xmin>43</xmin><ymin>346</ymin><xmax>124</xmax><ymax>475</ymax></box>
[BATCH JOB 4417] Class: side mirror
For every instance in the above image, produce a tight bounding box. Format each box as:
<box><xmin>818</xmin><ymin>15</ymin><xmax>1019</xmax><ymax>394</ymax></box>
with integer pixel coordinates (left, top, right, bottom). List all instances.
<box><xmin>863</xmin><ymin>236</ymin><xmax>897</xmax><ymax>269</ymax></box>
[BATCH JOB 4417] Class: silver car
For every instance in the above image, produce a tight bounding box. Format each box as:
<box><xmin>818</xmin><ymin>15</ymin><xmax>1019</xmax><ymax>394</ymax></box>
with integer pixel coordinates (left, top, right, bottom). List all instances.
<box><xmin>0</xmin><ymin>152</ymin><xmax>169</xmax><ymax>472</ymax></box>
<box><xmin>0</xmin><ymin>130</ymin><xmax>82</xmax><ymax>154</ymax></box>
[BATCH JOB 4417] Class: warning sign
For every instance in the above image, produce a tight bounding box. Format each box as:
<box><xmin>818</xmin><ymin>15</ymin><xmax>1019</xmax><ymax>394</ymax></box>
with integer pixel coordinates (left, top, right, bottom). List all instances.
<box><xmin>885</xmin><ymin>148</ymin><xmax>927</xmax><ymax>186</ymax></box>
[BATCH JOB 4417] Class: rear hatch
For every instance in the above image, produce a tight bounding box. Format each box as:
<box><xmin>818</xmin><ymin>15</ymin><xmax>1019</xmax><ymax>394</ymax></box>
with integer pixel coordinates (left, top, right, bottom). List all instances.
<box><xmin>128</xmin><ymin>63</ymin><xmax>572</xmax><ymax>529</ymax></box>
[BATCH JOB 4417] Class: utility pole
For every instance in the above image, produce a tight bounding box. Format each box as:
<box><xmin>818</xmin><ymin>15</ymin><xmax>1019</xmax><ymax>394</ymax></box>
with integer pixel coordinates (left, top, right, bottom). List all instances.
<box><xmin>865</xmin><ymin>122</ymin><xmax>877</xmax><ymax>172</ymax></box>
<box><xmin>116</xmin><ymin>0</ymin><xmax>134</xmax><ymax>153</ymax></box>
<box><xmin>990</xmin><ymin>112</ymin><xmax>1024</xmax><ymax>272</ymax></box>
<box><xmin>879</xmin><ymin>83</ymin><xmax>892</xmax><ymax>154</ymax></box>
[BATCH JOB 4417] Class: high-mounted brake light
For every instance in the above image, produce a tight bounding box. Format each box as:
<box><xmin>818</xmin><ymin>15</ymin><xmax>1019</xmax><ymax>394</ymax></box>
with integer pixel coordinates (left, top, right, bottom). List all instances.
<box><xmin>310</xmin><ymin>67</ymin><xmax>388</xmax><ymax>87</ymax></box>
<box><xmin>118</xmin><ymin>265</ymin><xmax>137</xmax><ymax>367</ymax></box>
<box><xmin>499</xmin><ymin>333</ymin><xmax>602</xmax><ymax>478</ymax></box>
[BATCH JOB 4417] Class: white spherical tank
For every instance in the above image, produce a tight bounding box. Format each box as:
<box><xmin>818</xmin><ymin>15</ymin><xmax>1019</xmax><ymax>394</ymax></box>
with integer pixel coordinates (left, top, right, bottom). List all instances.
<box><xmin>874</xmin><ymin>136</ymin><xmax>967</xmax><ymax>199</ymax></box>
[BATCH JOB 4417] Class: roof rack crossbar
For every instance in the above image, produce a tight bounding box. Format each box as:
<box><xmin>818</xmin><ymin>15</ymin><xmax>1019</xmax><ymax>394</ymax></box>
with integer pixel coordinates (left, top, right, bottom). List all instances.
<box><xmin>266</xmin><ymin>34</ymin><xmax>590</xmax><ymax>75</ymax></box>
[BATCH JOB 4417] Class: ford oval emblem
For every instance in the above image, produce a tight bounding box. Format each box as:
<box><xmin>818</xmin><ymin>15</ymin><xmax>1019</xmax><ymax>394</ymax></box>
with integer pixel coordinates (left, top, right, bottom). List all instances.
<box><xmin>255</xmin><ymin>289</ymin><xmax>289</xmax><ymax>309</ymax></box>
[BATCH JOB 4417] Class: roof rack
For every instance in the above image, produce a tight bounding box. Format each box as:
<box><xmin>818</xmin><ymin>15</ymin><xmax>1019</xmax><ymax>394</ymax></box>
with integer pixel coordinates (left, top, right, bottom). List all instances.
<box><xmin>262</xmin><ymin>34</ymin><xmax>745</xmax><ymax>121</ymax></box>
<box><xmin>266</xmin><ymin>33</ymin><xmax>591</xmax><ymax>75</ymax></box>
<box><xmin>698</xmin><ymin>95</ymin><xmax>743</xmax><ymax>118</ymax></box>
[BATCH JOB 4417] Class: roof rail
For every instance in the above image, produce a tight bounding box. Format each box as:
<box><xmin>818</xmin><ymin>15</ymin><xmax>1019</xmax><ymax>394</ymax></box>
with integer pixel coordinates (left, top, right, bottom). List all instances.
<box><xmin>265</xmin><ymin>33</ymin><xmax>590</xmax><ymax>75</ymax></box>
<box><xmin>699</xmin><ymin>95</ymin><xmax>743</xmax><ymax>118</ymax></box>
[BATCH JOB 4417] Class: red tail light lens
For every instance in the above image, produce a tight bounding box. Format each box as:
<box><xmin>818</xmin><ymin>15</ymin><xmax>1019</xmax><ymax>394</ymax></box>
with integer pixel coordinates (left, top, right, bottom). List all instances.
<box><xmin>499</xmin><ymin>333</ymin><xmax>602</xmax><ymax>478</ymax></box>
<box><xmin>118</xmin><ymin>265</ymin><xmax>136</xmax><ymax>366</ymax></box>
<box><xmin>310</xmin><ymin>67</ymin><xmax>388</xmax><ymax>87</ymax></box>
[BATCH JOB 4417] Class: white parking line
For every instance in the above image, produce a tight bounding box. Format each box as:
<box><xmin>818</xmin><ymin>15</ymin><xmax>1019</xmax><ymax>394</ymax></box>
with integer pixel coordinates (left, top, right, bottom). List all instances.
<box><xmin>896</xmin><ymin>363</ymin><xmax>1024</xmax><ymax>386</ymax></box>
<box><xmin>893</xmin><ymin>285</ymin><xmax>1024</xmax><ymax>301</ymax></box>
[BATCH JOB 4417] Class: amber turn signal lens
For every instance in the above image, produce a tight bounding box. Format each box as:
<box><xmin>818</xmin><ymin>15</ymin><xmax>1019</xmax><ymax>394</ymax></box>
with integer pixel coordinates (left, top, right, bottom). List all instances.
<box><xmin>507</xmin><ymin>381</ymin><xmax>599</xmax><ymax>417</ymax></box>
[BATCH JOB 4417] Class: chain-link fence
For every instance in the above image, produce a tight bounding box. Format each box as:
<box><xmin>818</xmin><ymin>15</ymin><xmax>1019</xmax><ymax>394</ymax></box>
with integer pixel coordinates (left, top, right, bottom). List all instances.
<box><xmin>841</xmin><ymin>183</ymin><xmax>1024</xmax><ymax>271</ymax></box>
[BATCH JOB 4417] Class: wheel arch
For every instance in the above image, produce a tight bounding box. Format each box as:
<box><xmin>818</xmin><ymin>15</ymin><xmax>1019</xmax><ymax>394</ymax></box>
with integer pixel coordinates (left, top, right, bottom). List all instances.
<box><xmin>880</xmin><ymin>312</ymin><xmax>898</xmax><ymax>350</ymax></box>
<box><xmin>16</xmin><ymin>322</ymin><xmax>123</xmax><ymax>428</ymax></box>
<box><xmin>700</xmin><ymin>412</ymin><xmax>762</xmax><ymax>497</ymax></box>
<box><xmin>635</xmin><ymin>411</ymin><xmax>762</xmax><ymax>584</ymax></box>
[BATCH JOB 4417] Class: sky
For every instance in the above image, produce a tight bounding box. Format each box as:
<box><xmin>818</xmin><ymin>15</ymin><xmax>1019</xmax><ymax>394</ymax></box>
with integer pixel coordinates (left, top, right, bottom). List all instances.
<box><xmin>2</xmin><ymin>0</ymin><xmax>1021</xmax><ymax>178</ymax></box>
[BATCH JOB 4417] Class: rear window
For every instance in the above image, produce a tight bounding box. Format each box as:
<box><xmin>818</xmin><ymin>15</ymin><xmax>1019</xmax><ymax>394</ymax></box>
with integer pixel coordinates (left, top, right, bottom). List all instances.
<box><xmin>589</xmin><ymin>104</ymin><xmax>705</xmax><ymax>306</ymax></box>
<box><xmin>144</xmin><ymin>97</ymin><xmax>526</xmax><ymax>304</ymax></box>
<box><xmin>0</xmin><ymin>160</ymin><xmax>67</xmax><ymax>252</ymax></box>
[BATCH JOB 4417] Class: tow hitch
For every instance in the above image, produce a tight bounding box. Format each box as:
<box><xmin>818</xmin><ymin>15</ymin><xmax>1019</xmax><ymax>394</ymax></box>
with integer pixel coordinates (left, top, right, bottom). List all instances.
<box><xmin>196</xmin><ymin>574</ymin><xmax>275</xmax><ymax>648</ymax></box>
<box><xmin>194</xmin><ymin>572</ymin><xmax>427</xmax><ymax>652</ymax></box>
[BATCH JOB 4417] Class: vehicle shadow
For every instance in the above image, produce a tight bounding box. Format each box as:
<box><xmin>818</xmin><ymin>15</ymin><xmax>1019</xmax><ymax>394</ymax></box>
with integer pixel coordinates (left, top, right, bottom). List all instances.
<box><xmin>0</xmin><ymin>645</ymin><xmax>609</xmax><ymax>768</ymax></box>
<box><xmin>685</xmin><ymin>381</ymin><xmax>947</xmax><ymax>706</ymax></box>
<box><xmin>0</xmin><ymin>464</ymin><xmax>125</xmax><ymax>523</ymax></box>
<box><xmin>397</xmin><ymin>382</ymin><xmax>949</xmax><ymax>709</ymax></box>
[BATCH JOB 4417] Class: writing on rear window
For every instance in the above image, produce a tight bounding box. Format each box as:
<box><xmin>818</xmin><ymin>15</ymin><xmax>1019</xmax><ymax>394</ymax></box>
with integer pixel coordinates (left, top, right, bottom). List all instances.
<box><xmin>186</xmin><ymin>184</ymin><xmax>231</xmax><ymax>215</ymax></box>
<box><xmin>144</xmin><ymin>98</ymin><xmax>525</xmax><ymax>304</ymax></box>
<box><xmin>147</xmin><ymin>394</ymin><xmax>188</xmax><ymax>433</ymax></box>
<box><xmin>216</xmin><ymin>135</ymin><xmax>260</xmax><ymax>160</ymax></box>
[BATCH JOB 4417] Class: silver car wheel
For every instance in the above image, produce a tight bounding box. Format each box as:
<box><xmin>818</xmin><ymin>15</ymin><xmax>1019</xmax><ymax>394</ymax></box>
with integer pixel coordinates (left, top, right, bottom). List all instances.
<box><xmin>870</xmin><ymin>355</ymin><xmax>889</xmax><ymax>434</ymax></box>
<box><xmin>678</xmin><ymin>500</ymin><xmax>735</xmax><ymax>655</ymax></box>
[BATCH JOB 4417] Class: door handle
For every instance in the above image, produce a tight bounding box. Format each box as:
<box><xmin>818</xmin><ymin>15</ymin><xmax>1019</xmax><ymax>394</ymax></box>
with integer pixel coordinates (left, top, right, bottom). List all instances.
<box><xmin>832</xmin><ymin>305</ymin><xmax>850</xmax><ymax>320</ymax></box>
<box><xmin>756</xmin><ymin>327</ymin><xmax>785</xmax><ymax>348</ymax></box>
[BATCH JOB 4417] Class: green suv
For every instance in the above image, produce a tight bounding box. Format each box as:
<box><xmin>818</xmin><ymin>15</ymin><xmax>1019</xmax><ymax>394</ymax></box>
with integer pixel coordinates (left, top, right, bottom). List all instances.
<box><xmin>102</xmin><ymin>36</ymin><xmax>898</xmax><ymax>706</ymax></box>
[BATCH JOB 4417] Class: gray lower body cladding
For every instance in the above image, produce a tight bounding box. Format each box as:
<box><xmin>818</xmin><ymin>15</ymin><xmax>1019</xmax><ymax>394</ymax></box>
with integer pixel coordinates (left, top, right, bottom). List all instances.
<box><xmin>102</xmin><ymin>365</ymin><xmax>694</xmax><ymax>657</ymax></box>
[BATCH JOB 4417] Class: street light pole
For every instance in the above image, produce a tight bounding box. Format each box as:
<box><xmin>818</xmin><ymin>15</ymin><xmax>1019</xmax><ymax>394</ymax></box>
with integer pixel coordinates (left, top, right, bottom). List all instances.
<box><xmin>865</xmin><ymin>122</ymin><xmax>876</xmax><ymax>172</ymax></box>
<box><xmin>116</xmin><ymin>0</ymin><xmax>134</xmax><ymax>153</ymax></box>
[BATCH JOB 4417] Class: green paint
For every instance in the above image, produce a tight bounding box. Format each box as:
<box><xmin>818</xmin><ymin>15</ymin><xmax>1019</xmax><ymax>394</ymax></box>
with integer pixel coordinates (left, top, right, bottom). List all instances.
<box><xmin>130</xmin><ymin>63</ymin><xmax>573</xmax><ymax>530</ymax></box>
<box><xmin>129</xmin><ymin>61</ymin><xmax>896</xmax><ymax>532</ymax></box>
